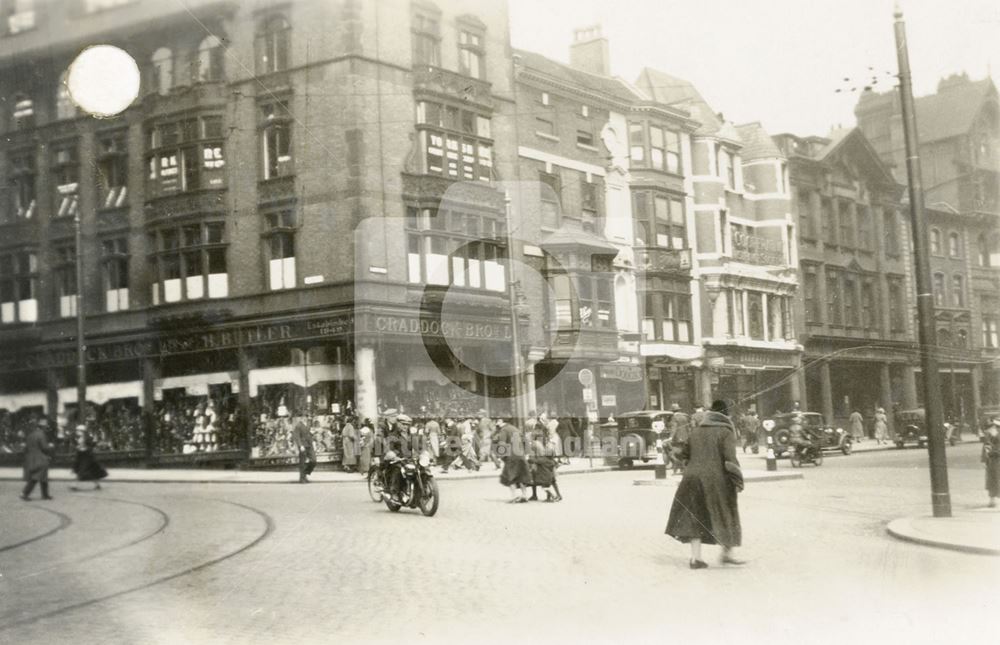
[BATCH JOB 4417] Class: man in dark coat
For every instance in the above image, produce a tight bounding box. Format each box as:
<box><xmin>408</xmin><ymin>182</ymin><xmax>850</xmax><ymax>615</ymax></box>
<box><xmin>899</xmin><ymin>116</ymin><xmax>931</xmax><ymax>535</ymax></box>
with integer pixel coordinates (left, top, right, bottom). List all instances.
<box><xmin>290</xmin><ymin>412</ymin><xmax>316</xmax><ymax>483</ymax></box>
<box><xmin>668</xmin><ymin>404</ymin><xmax>691</xmax><ymax>475</ymax></box>
<box><xmin>22</xmin><ymin>418</ymin><xmax>54</xmax><ymax>501</ymax></box>
<box><xmin>665</xmin><ymin>400</ymin><xmax>744</xmax><ymax>568</ymax></box>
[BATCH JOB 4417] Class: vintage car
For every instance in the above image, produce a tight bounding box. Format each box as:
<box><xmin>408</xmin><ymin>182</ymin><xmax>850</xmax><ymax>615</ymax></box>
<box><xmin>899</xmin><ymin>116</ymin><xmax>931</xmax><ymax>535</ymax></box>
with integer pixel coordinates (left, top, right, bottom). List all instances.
<box><xmin>893</xmin><ymin>408</ymin><xmax>929</xmax><ymax>448</ymax></box>
<box><xmin>766</xmin><ymin>412</ymin><xmax>852</xmax><ymax>456</ymax></box>
<box><xmin>614</xmin><ymin>410</ymin><xmax>673</xmax><ymax>469</ymax></box>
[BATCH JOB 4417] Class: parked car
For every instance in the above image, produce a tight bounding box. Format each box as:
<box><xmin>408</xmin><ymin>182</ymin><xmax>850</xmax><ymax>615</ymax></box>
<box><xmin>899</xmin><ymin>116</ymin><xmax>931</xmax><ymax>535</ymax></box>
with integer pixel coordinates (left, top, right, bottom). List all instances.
<box><xmin>893</xmin><ymin>408</ymin><xmax>928</xmax><ymax>448</ymax></box>
<box><xmin>614</xmin><ymin>410</ymin><xmax>673</xmax><ymax>469</ymax></box>
<box><xmin>766</xmin><ymin>412</ymin><xmax>852</xmax><ymax>456</ymax></box>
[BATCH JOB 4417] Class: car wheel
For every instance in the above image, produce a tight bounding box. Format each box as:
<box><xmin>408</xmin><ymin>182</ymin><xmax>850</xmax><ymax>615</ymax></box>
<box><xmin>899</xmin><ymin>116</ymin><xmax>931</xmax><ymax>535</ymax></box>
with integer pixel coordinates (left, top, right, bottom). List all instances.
<box><xmin>896</xmin><ymin>442</ymin><xmax>904</xmax><ymax>449</ymax></box>
<box><xmin>842</xmin><ymin>443</ymin><xmax>852</xmax><ymax>456</ymax></box>
<box><xmin>619</xmin><ymin>458</ymin><xmax>634</xmax><ymax>470</ymax></box>
<box><xmin>814</xmin><ymin>453</ymin><xmax>823</xmax><ymax>466</ymax></box>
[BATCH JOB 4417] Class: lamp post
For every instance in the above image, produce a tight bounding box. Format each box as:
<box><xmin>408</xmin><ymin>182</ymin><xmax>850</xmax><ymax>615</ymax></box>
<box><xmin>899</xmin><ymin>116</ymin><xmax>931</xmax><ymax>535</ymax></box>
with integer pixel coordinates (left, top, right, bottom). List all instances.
<box><xmin>74</xmin><ymin>210</ymin><xmax>86</xmax><ymax>424</ymax></box>
<box><xmin>893</xmin><ymin>3</ymin><xmax>951</xmax><ymax>517</ymax></box>
<box><xmin>504</xmin><ymin>192</ymin><xmax>526</xmax><ymax>427</ymax></box>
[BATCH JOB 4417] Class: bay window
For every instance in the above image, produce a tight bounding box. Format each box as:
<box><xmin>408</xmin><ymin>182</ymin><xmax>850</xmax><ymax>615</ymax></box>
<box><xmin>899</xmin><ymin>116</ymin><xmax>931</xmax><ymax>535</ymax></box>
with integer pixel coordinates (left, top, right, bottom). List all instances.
<box><xmin>0</xmin><ymin>251</ymin><xmax>37</xmax><ymax>324</ymax></box>
<box><xmin>633</xmin><ymin>190</ymin><xmax>686</xmax><ymax>249</ymax></box>
<box><xmin>642</xmin><ymin>283</ymin><xmax>691</xmax><ymax>342</ymax></box>
<box><xmin>151</xmin><ymin>222</ymin><xmax>228</xmax><ymax>304</ymax></box>
<box><xmin>147</xmin><ymin>114</ymin><xmax>226</xmax><ymax>196</ymax></box>
<box><xmin>405</xmin><ymin>207</ymin><xmax>505</xmax><ymax>292</ymax></box>
<box><xmin>101</xmin><ymin>237</ymin><xmax>129</xmax><ymax>312</ymax></box>
<box><xmin>416</xmin><ymin>99</ymin><xmax>492</xmax><ymax>182</ymax></box>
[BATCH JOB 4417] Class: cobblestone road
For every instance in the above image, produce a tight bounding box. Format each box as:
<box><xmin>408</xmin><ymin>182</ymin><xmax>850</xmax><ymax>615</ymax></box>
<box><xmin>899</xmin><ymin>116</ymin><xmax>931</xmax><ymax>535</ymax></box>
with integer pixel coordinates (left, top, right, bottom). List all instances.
<box><xmin>1</xmin><ymin>444</ymin><xmax>996</xmax><ymax>645</ymax></box>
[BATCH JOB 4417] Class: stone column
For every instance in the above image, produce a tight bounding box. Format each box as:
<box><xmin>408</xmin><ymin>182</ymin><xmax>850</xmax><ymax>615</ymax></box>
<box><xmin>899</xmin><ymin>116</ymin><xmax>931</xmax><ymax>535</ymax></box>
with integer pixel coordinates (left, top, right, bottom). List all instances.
<box><xmin>901</xmin><ymin>365</ymin><xmax>919</xmax><ymax>409</ymax></box>
<box><xmin>789</xmin><ymin>368</ymin><xmax>802</xmax><ymax>409</ymax></box>
<box><xmin>237</xmin><ymin>348</ymin><xmax>255</xmax><ymax>456</ymax></box>
<box><xmin>524</xmin><ymin>361</ymin><xmax>538</xmax><ymax>417</ymax></box>
<box><xmin>970</xmin><ymin>364</ymin><xmax>983</xmax><ymax>429</ymax></box>
<box><xmin>697</xmin><ymin>367</ymin><xmax>713</xmax><ymax>407</ymax></box>
<box><xmin>880</xmin><ymin>363</ymin><xmax>895</xmax><ymax>435</ymax></box>
<box><xmin>819</xmin><ymin>361</ymin><xmax>834</xmax><ymax>424</ymax></box>
<box><xmin>355</xmin><ymin>345</ymin><xmax>378</xmax><ymax>423</ymax></box>
<box><xmin>141</xmin><ymin>357</ymin><xmax>160</xmax><ymax>459</ymax></box>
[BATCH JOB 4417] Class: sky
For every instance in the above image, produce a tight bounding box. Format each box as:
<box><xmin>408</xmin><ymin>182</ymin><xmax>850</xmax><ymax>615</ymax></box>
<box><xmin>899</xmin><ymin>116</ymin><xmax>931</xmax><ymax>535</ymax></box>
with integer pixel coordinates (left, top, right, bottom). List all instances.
<box><xmin>508</xmin><ymin>0</ymin><xmax>1000</xmax><ymax>137</ymax></box>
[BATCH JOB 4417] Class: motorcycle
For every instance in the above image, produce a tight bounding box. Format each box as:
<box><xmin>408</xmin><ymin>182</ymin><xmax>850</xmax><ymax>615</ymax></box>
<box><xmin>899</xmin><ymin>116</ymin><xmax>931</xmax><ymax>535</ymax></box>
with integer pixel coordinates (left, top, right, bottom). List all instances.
<box><xmin>790</xmin><ymin>442</ymin><xmax>823</xmax><ymax>467</ymax></box>
<box><xmin>367</xmin><ymin>456</ymin><xmax>385</xmax><ymax>503</ymax></box>
<box><xmin>382</xmin><ymin>450</ymin><xmax>439</xmax><ymax>517</ymax></box>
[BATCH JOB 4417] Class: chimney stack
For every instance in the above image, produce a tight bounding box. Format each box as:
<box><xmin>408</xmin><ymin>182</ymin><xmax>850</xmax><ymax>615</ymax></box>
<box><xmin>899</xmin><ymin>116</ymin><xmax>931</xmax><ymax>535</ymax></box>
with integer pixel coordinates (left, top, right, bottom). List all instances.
<box><xmin>570</xmin><ymin>25</ymin><xmax>609</xmax><ymax>76</ymax></box>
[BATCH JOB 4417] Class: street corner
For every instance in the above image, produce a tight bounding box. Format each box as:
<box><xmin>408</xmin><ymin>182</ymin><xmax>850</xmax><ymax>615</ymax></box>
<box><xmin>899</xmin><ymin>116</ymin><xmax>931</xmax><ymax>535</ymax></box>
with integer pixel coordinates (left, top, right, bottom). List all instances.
<box><xmin>887</xmin><ymin>511</ymin><xmax>1000</xmax><ymax>556</ymax></box>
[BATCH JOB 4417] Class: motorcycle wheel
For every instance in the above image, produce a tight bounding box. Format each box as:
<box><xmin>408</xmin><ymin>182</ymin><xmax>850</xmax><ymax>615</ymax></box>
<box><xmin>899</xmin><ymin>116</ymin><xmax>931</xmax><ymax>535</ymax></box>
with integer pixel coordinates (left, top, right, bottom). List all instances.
<box><xmin>790</xmin><ymin>453</ymin><xmax>802</xmax><ymax>468</ymax></box>
<box><xmin>418</xmin><ymin>478</ymin><xmax>439</xmax><ymax>517</ymax></box>
<box><xmin>367</xmin><ymin>469</ymin><xmax>384</xmax><ymax>503</ymax></box>
<box><xmin>384</xmin><ymin>498</ymin><xmax>402</xmax><ymax>512</ymax></box>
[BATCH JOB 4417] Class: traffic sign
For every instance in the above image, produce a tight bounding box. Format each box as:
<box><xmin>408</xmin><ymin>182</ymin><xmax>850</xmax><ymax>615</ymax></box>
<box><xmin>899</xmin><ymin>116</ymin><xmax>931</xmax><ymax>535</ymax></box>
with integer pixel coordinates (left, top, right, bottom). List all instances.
<box><xmin>578</xmin><ymin>368</ymin><xmax>594</xmax><ymax>387</ymax></box>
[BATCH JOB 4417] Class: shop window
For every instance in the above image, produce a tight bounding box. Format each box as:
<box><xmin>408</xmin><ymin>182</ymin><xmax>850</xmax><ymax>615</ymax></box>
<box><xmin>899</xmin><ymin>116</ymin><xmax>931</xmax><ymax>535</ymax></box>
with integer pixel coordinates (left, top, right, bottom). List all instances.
<box><xmin>265</xmin><ymin>210</ymin><xmax>296</xmax><ymax>290</ymax></box>
<box><xmin>415</xmin><ymin>100</ymin><xmax>491</xmax><ymax>182</ymax></box>
<box><xmin>458</xmin><ymin>28</ymin><xmax>484</xmax><ymax>79</ymax></box>
<box><xmin>51</xmin><ymin>142</ymin><xmax>79</xmax><ymax>218</ymax></box>
<box><xmin>0</xmin><ymin>251</ymin><xmax>38</xmax><ymax>324</ymax></box>
<box><xmin>256</xmin><ymin>14</ymin><xmax>290</xmax><ymax>74</ymax></box>
<box><xmin>56</xmin><ymin>70</ymin><xmax>77</xmax><ymax>121</ymax></box>
<box><xmin>196</xmin><ymin>35</ymin><xmax>225</xmax><ymax>82</ymax></box>
<box><xmin>951</xmin><ymin>274</ymin><xmax>964</xmax><ymax>307</ymax></box>
<box><xmin>6</xmin><ymin>0</ymin><xmax>35</xmax><ymax>34</ymax></box>
<box><xmin>151</xmin><ymin>222</ymin><xmax>228</xmax><ymax>304</ymax></box>
<box><xmin>260</xmin><ymin>101</ymin><xmax>292</xmax><ymax>180</ymax></box>
<box><xmin>147</xmin><ymin>114</ymin><xmax>226</xmax><ymax>196</ymax></box>
<box><xmin>151</xmin><ymin>47</ymin><xmax>173</xmax><ymax>95</ymax></box>
<box><xmin>8</xmin><ymin>149</ymin><xmax>36</xmax><ymax>220</ymax></box>
<box><xmin>948</xmin><ymin>231</ymin><xmax>961</xmax><ymax>257</ymax></box>
<box><xmin>411</xmin><ymin>9</ymin><xmax>440</xmax><ymax>67</ymax></box>
<box><xmin>539</xmin><ymin>171</ymin><xmax>561</xmax><ymax>228</ymax></box>
<box><xmin>933</xmin><ymin>272</ymin><xmax>945</xmax><ymax>307</ymax></box>
<box><xmin>12</xmin><ymin>92</ymin><xmax>33</xmax><ymax>129</ymax></box>
<box><xmin>101</xmin><ymin>237</ymin><xmax>129</xmax><ymax>312</ymax></box>
<box><xmin>930</xmin><ymin>228</ymin><xmax>942</xmax><ymax>255</ymax></box>
<box><xmin>53</xmin><ymin>245</ymin><xmax>77</xmax><ymax>318</ymax></box>
<box><xmin>97</xmin><ymin>131</ymin><xmax>128</xmax><ymax>209</ymax></box>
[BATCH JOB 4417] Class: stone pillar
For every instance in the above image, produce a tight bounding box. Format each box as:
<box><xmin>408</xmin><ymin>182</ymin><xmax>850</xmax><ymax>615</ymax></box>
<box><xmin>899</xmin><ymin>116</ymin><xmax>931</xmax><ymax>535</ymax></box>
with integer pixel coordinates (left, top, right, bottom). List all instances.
<box><xmin>970</xmin><ymin>364</ymin><xmax>983</xmax><ymax>429</ymax></box>
<box><xmin>697</xmin><ymin>367</ymin><xmax>713</xmax><ymax>407</ymax></box>
<box><xmin>901</xmin><ymin>365</ymin><xmax>919</xmax><ymax>409</ymax></box>
<box><xmin>237</xmin><ymin>348</ymin><xmax>255</xmax><ymax>456</ymax></box>
<box><xmin>789</xmin><ymin>368</ymin><xmax>802</xmax><ymax>408</ymax></box>
<box><xmin>524</xmin><ymin>361</ymin><xmax>538</xmax><ymax>417</ymax></box>
<box><xmin>141</xmin><ymin>357</ymin><xmax>160</xmax><ymax>459</ymax></box>
<box><xmin>819</xmin><ymin>361</ymin><xmax>834</xmax><ymax>424</ymax></box>
<box><xmin>355</xmin><ymin>345</ymin><xmax>378</xmax><ymax>423</ymax></box>
<box><xmin>880</xmin><ymin>363</ymin><xmax>895</xmax><ymax>435</ymax></box>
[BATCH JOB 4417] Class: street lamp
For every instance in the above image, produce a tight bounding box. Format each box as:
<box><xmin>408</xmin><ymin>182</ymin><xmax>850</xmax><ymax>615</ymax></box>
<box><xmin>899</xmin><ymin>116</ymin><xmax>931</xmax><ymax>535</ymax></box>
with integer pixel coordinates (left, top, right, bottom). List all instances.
<box><xmin>893</xmin><ymin>4</ymin><xmax>951</xmax><ymax>517</ymax></box>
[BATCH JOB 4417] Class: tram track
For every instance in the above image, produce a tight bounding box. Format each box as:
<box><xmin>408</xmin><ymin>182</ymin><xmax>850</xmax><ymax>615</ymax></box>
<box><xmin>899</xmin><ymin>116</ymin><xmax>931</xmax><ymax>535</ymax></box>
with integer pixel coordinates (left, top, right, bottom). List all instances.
<box><xmin>0</xmin><ymin>498</ymin><xmax>275</xmax><ymax>633</ymax></box>
<box><xmin>0</xmin><ymin>506</ymin><xmax>72</xmax><ymax>554</ymax></box>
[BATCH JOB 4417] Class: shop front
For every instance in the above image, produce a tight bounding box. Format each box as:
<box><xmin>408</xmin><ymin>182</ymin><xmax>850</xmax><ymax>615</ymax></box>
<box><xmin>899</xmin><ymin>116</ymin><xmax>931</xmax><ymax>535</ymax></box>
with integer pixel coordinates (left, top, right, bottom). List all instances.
<box><xmin>705</xmin><ymin>346</ymin><xmax>802</xmax><ymax>417</ymax></box>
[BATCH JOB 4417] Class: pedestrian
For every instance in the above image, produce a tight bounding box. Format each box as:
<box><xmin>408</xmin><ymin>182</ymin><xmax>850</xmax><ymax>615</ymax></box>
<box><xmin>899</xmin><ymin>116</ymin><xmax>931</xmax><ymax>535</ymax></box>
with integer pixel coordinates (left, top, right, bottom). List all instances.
<box><xmin>874</xmin><ymin>407</ymin><xmax>889</xmax><ymax>445</ymax></box>
<box><xmin>691</xmin><ymin>405</ymin><xmax>706</xmax><ymax>429</ymax></box>
<box><xmin>849</xmin><ymin>409</ymin><xmax>865</xmax><ymax>443</ymax></box>
<box><xmin>289</xmin><ymin>410</ymin><xmax>316</xmax><ymax>483</ymax></box>
<box><xmin>70</xmin><ymin>424</ymin><xmax>108</xmax><ymax>492</ymax></box>
<box><xmin>982</xmin><ymin>418</ymin><xmax>1000</xmax><ymax>508</ymax></box>
<box><xmin>341</xmin><ymin>415</ymin><xmax>358</xmax><ymax>473</ymax></box>
<box><xmin>665</xmin><ymin>400</ymin><xmax>744</xmax><ymax>569</ymax></box>
<box><xmin>425</xmin><ymin>416</ymin><xmax>441</xmax><ymax>466</ymax></box>
<box><xmin>21</xmin><ymin>418</ymin><xmax>54</xmax><ymax>501</ymax></box>
<box><xmin>497</xmin><ymin>418</ymin><xmax>531</xmax><ymax>502</ymax></box>
<box><xmin>742</xmin><ymin>410</ymin><xmax>761</xmax><ymax>454</ymax></box>
<box><xmin>358</xmin><ymin>419</ymin><xmax>373</xmax><ymax>476</ymax></box>
<box><xmin>528</xmin><ymin>429</ymin><xmax>560</xmax><ymax>502</ymax></box>
<box><xmin>668</xmin><ymin>404</ymin><xmax>691</xmax><ymax>475</ymax></box>
<box><xmin>478</xmin><ymin>412</ymin><xmax>498</xmax><ymax>469</ymax></box>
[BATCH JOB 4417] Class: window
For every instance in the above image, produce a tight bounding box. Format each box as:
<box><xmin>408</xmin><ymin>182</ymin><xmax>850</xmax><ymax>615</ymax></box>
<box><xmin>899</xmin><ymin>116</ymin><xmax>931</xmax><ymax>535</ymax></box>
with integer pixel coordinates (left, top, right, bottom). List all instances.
<box><xmin>147</xmin><ymin>115</ymin><xmax>226</xmax><ymax>195</ymax></box>
<box><xmin>540</xmin><ymin>92</ymin><xmax>550</xmax><ymax>106</ymax></box>
<box><xmin>12</xmin><ymin>92</ymin><xmax>33</xmax><ymax>129</ymax></box>
<box><xmin>983</xmin><ymin>297</ymin><xmax>999</xmax><ymax>348</ymax></box>
<box><xmin>803</xmin><ymin>265</ymin><xmax>819</xmax><ymax>323</ymax></box>
<box><xmin>862</xmin><ymin>279</ymin><xmax>877</xmax><ymax>329</ymax></box>
<box><xmin>256</xmin><ymin>14</ymin><xmax>290</xmax><ymax>74</ymax></box>
<box><xmin>97</xmin><ymin>131</ymin><xmax>128</xmax><ymax>209</ymax></box>
<box><xmin>951</xmin><ymin>274</ymin><xmax>964</xmax><ymax>307</ymax></box>
<box><xmin>416</xmin><ymin>100</ymin><xmax>492</xmax><ymax>182</ymax></box>
<box><xmin>930</xmin><ymin>228</ymin><xmax>942</xmax><ymax>255</ymax></box>
<box><xmin>978</xmin><ymin>234</ymin><xmax>993</xmax><ymax>267</ymax></box>
<box><xmin>554</xmin><ymin>275</ymin><xmax>573</xmax><ymax>326</ymax></box>
<box><xmin>405</xmin><ymin>207</ymin><xmax>506</xmax><ymax>292</ymax></box>
<box><xmin>576</xmin><ymin>129</ymin><xmax>594</xmax><ymax>147</ymax></box>
<box><xmin>260</xmin><ymin>101</ymin><xmax>292</xmax><ymax>180</ymax></box>
<box><xmin>581</xmin><ymin>105</ymin><xmax>589</xmax><ymax>117</ymax></box>
<box><xmin>838</xmin><ymin>201</ymin><xmax>853</xmax><ymax>248</ymax></box>
<box><xmin>747</xmin><ymin>292</ymin><xmax>764</xmax><ymax>339</ymax></box>
<box><xmin>883</xmin><ymin>209</ymin><xmax>899</xmax><ymax>256</ymax></box>
<box><xmin>411</xmin><ymin>10</ymin><xmax>440</xmax><ymax>67</ymax></box>
<box><xmin>821</xmin><ymin>198</ymin><xmax>835</xmax><ymax>245</ymax></box>
<box><xmin>932</xmin><ymin>273</ymin><xmax>945</xmax><ymax>307</ymax></box>
<box><xmin>856</xmin><ymin>206</ymin><xmax>871</xmax><ymax>251</ymax></box>
<box><xmin>535</xmin><ymin>117</ymin><xmax>556</xmax><ymax>137</ymax></box>
<box><xmin>6</xmin><ymin>0</ymin><xmax>36</xmax><ymax>34</ymax></box>
<box><xmin>767</xmin><ymin>294</ymin><xmax>784</xmax><ymax>340</ymax></box>
<box><xmin>196</xmin><ymin>35</ymin><xmax>225</xmax><ymax>82</ymax></box>
<box><xmin>948</xmin><ymin>231</ymin><xmax>961</xmax><ymax>258</ymax></box>
<box><xmin>551</xmin><ymin>273</ymin><xmax>615</xmax><ymax>330</ymax></box>
<box><xmin>643</xmin><ymin>288</ymin><xmax>690</xmax><ymax>342</ymax></box>
<box><xmin>956</xmin><ymin>329</ymin><xmax>968</xmax><ymax>348</ymax></box>
<box><xmin>718</xmin><ymin>147</ymin><xmax>735</xmax><ymax>189</ymax></box>
<box><xmin>633</xmin><ymin>191</ymin><xmax>685</xmax><ymax>249</ymax></box>
<box><xmin>56</xmin><ymin>70</ymin><xmax>76</xmax><ymax>121</ymax></box>
<box><xmin>101</xmin><ymin>238</ymin><xmax>129</xmax><ymax>312</ymax></box>
<box><xmin>648</xmin><ymin>126</ymin><xmax>679</xmax><ymax>173</ymax></box>
<box><xmin>150</xmin><ymin>222</ymin><xmax>228</xmax><ymax>304</ymax></box>
<box><xmin>265</xmin><ymin>210</ymin><xmax>296</xmax><ymax>290</ymax></box>
<box><xmin>151</xmin><ymin>47</ymin><xmax>173</xmax><ymax>95</ymax></box>
<box><xmin>53</xmin><ymin>245</ymin><xmax>77</xmax><ymax>318</ymax></box>
<box><xmin>458</xmin><ymin>28</ymin><xmax>484</xmax><ymax>79</ymax></box>
<box><xmin>629</xmin><ymin>123</ymin><xmax>645</xmax><ymax>165</ymax></box>
<box><xmin>51</xmin><ymin>142</ymin><xmax>79</xmax><ymax>218</ymax></box>
<box><xmin>798</xmin><ymin>190</ymin><xmax>815</xmax><ymax>240</ymax></box>
<box><xmin>0</xmin><ymin>251</ymin><xmax>38</xmax><ymax>324</ymax></box>
<box><xmin>826</xmin><ymin>269</ymin><xmax>841</xmax><ymax>325</ymax></box>
<box><xmin>843</xmin><ymin>273</ymin><xmax>858</xmax><ymax>327</ymax></box>
<box><xmin>888</xmin><ymin>276</ymin><xmax>905</xmax><ymax>331</ymax></box>
<box><xmin>581</xmin><ymin>178</ymin><xmax>598</xmax><ymax>232</ymax></box>
<box><xmin>539</xmin><ymin>171</ymin><xmax>560</xmax><ymax>228</ymax></box>
<box><xmin>8</xmin><ymin>149</ymin><xmax>36</xmax><ymax>220</ymax></box>
<box><xmin>732</xmin><ymin>289</ymin><xmax>745</xmax><ymax>337</ymax></box>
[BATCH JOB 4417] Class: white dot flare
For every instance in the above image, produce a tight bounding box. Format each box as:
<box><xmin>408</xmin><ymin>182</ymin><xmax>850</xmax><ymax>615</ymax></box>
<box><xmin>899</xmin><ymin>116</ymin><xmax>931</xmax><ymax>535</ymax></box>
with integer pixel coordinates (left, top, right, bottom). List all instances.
<box><xmin>66</xmin><ymin>45</ymin><xmax>140</xmax><ymax>118</ymax></box>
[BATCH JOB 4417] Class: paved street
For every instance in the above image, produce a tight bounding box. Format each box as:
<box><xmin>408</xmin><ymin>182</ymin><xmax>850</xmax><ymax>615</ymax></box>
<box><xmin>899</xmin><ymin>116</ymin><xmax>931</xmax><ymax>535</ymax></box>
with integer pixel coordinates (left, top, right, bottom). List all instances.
<box><xmin>1</xmin><ymin>444</ymin><xmax>997</xmax><ymax>645</ymax></box>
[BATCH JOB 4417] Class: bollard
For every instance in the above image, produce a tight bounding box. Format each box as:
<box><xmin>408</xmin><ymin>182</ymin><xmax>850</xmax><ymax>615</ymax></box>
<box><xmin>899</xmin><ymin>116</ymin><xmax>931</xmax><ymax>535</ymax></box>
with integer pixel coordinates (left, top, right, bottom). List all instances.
<box><xmin>763</xmin><ymin>420</ymin><xmax>777</xmax><ymax>472</ymax></box>
<box><xmin>654</xmin><ymin>438</ymin><xmax>667</xmax><ymax>479</ymax></box>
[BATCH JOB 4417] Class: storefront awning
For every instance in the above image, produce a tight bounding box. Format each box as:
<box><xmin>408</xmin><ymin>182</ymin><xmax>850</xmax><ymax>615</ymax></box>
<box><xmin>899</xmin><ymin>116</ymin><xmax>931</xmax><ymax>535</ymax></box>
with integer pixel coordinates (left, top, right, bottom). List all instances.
<box><xmin>58</xmin><ymin>381</ymin><xmax>144</xmax><ymax>409</ymax></box>
<box><xmin>0</xmin><ymin>391</ymin><xmax>46</xmax><ymax>412</ymax></box>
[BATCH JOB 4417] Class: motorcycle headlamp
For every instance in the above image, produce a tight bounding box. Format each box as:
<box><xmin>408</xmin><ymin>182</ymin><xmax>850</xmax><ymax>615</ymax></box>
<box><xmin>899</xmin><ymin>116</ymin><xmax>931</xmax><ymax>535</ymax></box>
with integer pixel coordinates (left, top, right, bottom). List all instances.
<box><xmin>418</xmin><ymin>452</ymin><xmax>431</xmax><ymax>468</ymax></box>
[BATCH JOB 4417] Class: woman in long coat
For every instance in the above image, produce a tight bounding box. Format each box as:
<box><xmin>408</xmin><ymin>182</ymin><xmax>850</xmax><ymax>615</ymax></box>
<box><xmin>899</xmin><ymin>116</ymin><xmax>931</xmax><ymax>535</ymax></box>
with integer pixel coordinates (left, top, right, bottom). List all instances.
<box><xmin>341</xmin><ymin>416</ymin><xmax>359</xmax><ymax>472</ymax></box>
<box><xmin>983</xmin><ymin>418</ymin><xmax>1000</xmax><ymax>508</ymax></box>
<box><xmin>874</xmin><ymin>408</ymin><xmax>889</xmax><ymax>445</ymax></box>
<box><xmin>498</xmin><ymin>419</ymin><xmax>531</xmax><ymax>502</ymax></box>
<box><xmin>665</xmin><ymin>401</ymin><xmax>744</xmax><ymax>568</ymax></box>
<box><xmin>357</xmin><ymin>420</ymin><xmax>373</xmax><ymax>476</ymax></box>
<box><xmin>71</xmin><ymin>425</ymin><xmax>108</xmax><ymax>491</ymax></box>
<box><xmin>21</xmin><ymin>418</ymin><xmax>54</xmax><ymax>501</ymax></box>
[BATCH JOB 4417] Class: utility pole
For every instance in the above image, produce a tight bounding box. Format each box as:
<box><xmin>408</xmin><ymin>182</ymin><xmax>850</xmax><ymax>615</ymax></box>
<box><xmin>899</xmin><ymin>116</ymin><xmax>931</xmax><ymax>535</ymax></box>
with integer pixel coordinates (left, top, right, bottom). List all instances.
<box><xmin>74</xmin><ymin>209</ymin><xmax>87</xmax><ymax>426</ymax></box>
<box><xmin>893</xmin><ymin>2</ymin><xmax>951</xmax><ymax>517</ymax></box>
<box><xmin>504</xmin><ymin>192</ymin><xmax>525</xmax><ymax>427</ymax></box>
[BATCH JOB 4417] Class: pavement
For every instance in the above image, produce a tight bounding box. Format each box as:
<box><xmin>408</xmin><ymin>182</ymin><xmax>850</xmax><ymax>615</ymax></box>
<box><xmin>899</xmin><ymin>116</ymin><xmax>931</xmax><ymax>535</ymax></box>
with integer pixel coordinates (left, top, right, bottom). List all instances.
<box><xmin>887</xmin><ymin>506</ymin><xmax>1000</xmax><ymax>555</ymax></box>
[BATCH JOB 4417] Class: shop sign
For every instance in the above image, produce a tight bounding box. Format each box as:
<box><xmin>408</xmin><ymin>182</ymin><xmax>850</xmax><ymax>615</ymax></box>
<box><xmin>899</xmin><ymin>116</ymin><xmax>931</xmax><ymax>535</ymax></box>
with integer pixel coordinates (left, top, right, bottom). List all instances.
<box><xmin>364</xmin><ymin>314</ymin><xmax>512</xmax><ymax>341</ymax></box>
<box><xmin>601</xmin><ymin>394</ymin><xmax>617</xmax><ymax>407</ymax></box>
<box><xmin>582</xmin><ymin>387</ymin><xmax>594</xmax><ymax>402</ymax></box>
<box><xmin>599</xmin><ymin>364</ymin><xmax>643</xmax><ymax>382</ymax></box>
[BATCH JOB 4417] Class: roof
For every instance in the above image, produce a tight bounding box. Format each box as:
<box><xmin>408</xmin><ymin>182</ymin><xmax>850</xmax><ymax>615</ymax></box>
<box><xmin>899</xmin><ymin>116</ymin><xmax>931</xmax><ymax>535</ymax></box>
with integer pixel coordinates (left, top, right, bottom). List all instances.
<box><xmin>734</xmin><ymin>122</ymin><xmax>784</xmax><ymax>160</ymax></box>
<box><xmin>539</xmin><ymin>226</ymin><xmax>619</xmax><ymax>252</ymax></box>
<box><xmin>807</xmin><ymin>127</ymin><xmax>898</xmax><ymax>186</ymax></box>
<box><xmin>514</xmin><ymin>49</ymin><xmax>643</xmax><ymax>104</ymax></box>
<box><xmin>635</xmin><ymin>68</ymin><xmax>723</xmax><ymax>135</ymax></box>
<box><xmin>913</xmin><ymin>77</ymin><xmax>996</xmax><ymax>142</ymax></box>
